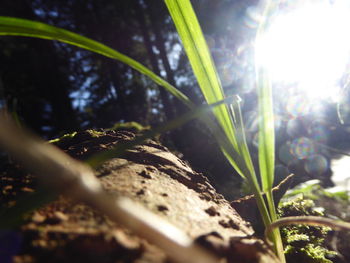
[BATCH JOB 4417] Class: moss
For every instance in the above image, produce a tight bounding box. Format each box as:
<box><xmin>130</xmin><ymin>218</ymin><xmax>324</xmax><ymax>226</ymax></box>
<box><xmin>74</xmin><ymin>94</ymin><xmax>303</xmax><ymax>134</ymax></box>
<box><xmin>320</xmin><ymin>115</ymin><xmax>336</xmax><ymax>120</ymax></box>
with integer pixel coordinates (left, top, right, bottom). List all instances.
<box><xmin>48</xmin><ymin>131</ymin><xmax>77</xmax><ymax>144</ymax></box>
<box><xmin>284</xmin><ymin>232</ymin><xmax>309</xmax><ymax>243</ymax></box>
<box><xmin>48</xmin><ymin>129</ymin><xmax>107</xmax><ymax>145</ymax></box>
<box><xmin>108</xmin><ymin>121</ymin><xmax>150</xmax><ymax>132</ymax></box>
<box><xmin>284</xmin><ymin>243</ymin><xmax>336</xmax><ymax>263</ymax></box>
<box><xmin>278</xmin><ymin>196</ymin><xmax>337</xmax><ymax>263</ymax></box>
<box><xmin>85</xmin><ymin>129</ymin><xmax>105</xmax><ymax>138</ymax></box>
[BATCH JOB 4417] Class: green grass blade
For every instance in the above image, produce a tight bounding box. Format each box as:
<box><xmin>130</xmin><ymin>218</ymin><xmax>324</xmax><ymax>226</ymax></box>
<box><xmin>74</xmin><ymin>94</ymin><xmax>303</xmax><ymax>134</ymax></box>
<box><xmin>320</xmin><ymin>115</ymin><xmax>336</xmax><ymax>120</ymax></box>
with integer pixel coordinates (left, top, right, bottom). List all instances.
<box><xmin>255</xmin><ymin>0</ymin><xmax>276</xmax><ymax>215</ymax></box>
<box><xmin>0</xmin><ymin>16</ymin><xmax>192</xmax><ymax>108</ymax></box>
<box><xmin>257</xmin><ymin>69</ymin><xmax>275</xmax><ymax>193</ymax></box>
<box><xmin>229</xmin><ymin>97</ymin><xmax>255</xmax><ymax>177</ymax></box>
<box><xmin>256</xmin><ymin>51</ymin><xmax>286</xmax><ymax>263</ymax></box>
<box><xmin>87</xmin><ymin>96</ymin><xmax>235</xmax><ymax>168</ymax></box>
<box><xmin>255</xmin><ymin>1</ymin><xmax>285</xmax><ymax>261</ymax></box>
<box><xmin>229</xmin><ymin>96</ymin><xmax>271</xmax><ymax>226</ymax></box>
<box><xmin>164</xmin><ymin>0</ymin><xmax>238</xmax><ymax>150</ymax></box>
<box><xmin>255</xmin><ymin>1</ymin><xmax>277</xmax><ymax>195</ymax></box>
<box><xmin>255</xmin><ymin>1</ymin><xmax>276</xmax><ymax>193</ymax></box>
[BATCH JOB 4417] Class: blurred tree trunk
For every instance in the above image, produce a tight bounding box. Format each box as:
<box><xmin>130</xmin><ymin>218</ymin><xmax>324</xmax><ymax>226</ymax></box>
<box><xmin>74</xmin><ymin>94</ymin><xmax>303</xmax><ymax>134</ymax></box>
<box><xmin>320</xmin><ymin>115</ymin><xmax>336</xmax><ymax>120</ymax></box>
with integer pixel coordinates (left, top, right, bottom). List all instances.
<box><xmin>147</xmin><ymin>2</ymin><xmax>176</xmax><ymax>87</ymax></box>
<box><xmin>133</xmin><ymin>0</ymin><xmax>176</xmax><ymax>121</ymax></box>
<box><xmin>0</xmin><ymin>0</ymin><xmax>79</xmax><ymax>136</ymax></box>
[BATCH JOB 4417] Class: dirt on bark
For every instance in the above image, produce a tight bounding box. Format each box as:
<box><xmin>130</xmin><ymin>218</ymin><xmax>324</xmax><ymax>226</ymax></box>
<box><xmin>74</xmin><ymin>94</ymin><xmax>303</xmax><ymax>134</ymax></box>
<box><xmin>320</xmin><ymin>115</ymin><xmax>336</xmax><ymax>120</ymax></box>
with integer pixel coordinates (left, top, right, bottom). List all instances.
<box><xmin>0</xmin><ymin>130</ymin><xmax>280</xmax><ymax>263</ymax></box>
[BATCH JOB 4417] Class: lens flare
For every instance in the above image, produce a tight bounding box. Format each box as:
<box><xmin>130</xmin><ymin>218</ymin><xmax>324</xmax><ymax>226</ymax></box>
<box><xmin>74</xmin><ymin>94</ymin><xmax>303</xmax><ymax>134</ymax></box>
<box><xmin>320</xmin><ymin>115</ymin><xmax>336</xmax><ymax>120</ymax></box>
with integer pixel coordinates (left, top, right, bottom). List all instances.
<box><xmin>212</xmin><ymin>48</ymin><xmax>235</xmax><ymax>86</ymax></box>
<box><xmin>305</xmin><ymin>154</ymin><xmax>328</xmax><ymax>175</ymax></box>
<box><xmin>286</xmin><ymin>95</ymin><xmax>311</xmax><ymax>117</ymax></box>
<box><xmin>278</xmin><ymin>142</ymin><xmax>295</xmax><ymax>165</ymax></box>
<box><xmin>290</xmin><ymin>137</ymin><xmax>315</xmax><ymax>159</ymax></box>
<box><xmin>256</xmin><ymin>0</ymin><xmax>350</xmax><ymax>100</ymax></box>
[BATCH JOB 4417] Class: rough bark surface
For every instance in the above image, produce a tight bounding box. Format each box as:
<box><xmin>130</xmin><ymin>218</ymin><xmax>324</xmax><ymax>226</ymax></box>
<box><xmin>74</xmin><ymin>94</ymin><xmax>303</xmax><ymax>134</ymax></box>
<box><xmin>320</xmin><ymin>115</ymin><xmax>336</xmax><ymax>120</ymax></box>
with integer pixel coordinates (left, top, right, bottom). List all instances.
<box><xmin>0</xmin><ymin>130</ymin><xmax>279</xmax><ymax>263</ymax></box>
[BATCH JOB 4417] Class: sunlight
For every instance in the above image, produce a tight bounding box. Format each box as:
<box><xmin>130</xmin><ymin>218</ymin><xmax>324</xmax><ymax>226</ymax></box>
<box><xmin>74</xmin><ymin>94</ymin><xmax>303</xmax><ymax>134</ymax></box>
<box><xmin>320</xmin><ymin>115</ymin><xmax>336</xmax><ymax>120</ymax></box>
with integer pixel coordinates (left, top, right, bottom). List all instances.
<box><xmin>256</xmin><ymin>0</ymin><xmax>350</xmax><ymax>101</ymax></box>
<box><xmin>331</xmin><ymin>156</ymin><xmax>350</xmax><ymax>191</ymax></box>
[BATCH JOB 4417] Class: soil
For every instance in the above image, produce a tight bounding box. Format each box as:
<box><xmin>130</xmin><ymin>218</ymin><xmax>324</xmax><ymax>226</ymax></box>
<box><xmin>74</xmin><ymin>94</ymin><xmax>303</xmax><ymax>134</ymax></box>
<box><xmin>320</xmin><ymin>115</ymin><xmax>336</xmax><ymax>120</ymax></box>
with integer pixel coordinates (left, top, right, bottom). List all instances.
<box><xmin>0</xmin><ymin>130</ymin><xmax>279</xmax><ymax>263</ymax></box>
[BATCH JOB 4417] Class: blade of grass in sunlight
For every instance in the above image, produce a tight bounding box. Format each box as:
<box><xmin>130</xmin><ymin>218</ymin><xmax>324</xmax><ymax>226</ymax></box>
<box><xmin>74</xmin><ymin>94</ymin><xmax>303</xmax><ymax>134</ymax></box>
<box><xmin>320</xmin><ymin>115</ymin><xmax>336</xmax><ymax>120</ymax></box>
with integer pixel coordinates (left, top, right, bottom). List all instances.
<box><xmin>164</xmin><ymin>0</ymin><xmax>238</xmax><ymax>151</ymax></box>
<box><xmin>256</xmin><ymin>63</ymin><xmax>284</xmax><ymax>260</ymax></box>
<box><xmin>256</xmin><ymin>68</ymin><xmax>275</xmax><ymax>195</ymax></box>
<box><xmin>229</xmin><ymin>97</ymin><xmax>271</xmax><ymax>226</ymax></box>
<box><xmin>87</xmin><ymin>96</ymin><xmax>237</xmax><ymax>168</ymax></box>
<box><xmin>164</xmin><ymin>0</ymin><xmax>253</xmax><ymax>179</ymax></box>
<box><xmin>255</xmin><ymin>0</ymin><xmax>278</xmax><ymax>198</ymax></box>
<box><xmin>229</xmin><ymin>97</ymin><xmax>255</xmax><ymax>179</ymax></box>
<box><xmin>255</xmin><ymin>1</ymin><xmax>285</xmax><ymax>261</ymax></box>
<box><xmin>0</xmin><ymin>16</ymin><xmax>192</xmax><ymax>108</ymax></box>
<box><xmin>164</xmin><ymin>0</ymin><xmax>276</xmax><ymax>244</ymax></box>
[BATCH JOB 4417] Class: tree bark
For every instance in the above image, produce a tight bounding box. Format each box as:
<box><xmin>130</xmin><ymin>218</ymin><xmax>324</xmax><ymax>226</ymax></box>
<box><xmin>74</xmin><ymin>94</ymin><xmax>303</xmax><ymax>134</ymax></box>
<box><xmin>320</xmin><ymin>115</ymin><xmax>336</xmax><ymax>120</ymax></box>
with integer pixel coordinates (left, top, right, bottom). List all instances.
<box><xmin>0</xmin><ymin>130</ymin><xmax>279</xmax><ymax>263</ymax></box>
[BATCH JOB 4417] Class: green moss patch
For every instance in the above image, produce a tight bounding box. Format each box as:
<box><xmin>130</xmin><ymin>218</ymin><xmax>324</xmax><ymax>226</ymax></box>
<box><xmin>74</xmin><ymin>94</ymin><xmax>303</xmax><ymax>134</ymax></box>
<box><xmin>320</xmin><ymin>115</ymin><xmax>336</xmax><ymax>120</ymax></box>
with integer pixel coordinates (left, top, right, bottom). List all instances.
<box><xmin>278</xmin><ymin>196</ymin><xmax>337</xmax><ymax>263</ymax></box>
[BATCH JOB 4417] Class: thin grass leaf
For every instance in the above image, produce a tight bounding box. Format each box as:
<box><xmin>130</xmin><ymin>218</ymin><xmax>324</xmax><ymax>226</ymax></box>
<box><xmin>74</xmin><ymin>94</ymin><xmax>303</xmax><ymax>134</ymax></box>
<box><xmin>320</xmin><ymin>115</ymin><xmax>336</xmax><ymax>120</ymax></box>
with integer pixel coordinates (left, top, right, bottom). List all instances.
<box><xmin>255</xmin><ymin>1</ymin><xmax>276</xmax><ymax>193</ymax></box>
<box><xmin>229</xmin><ymin>97</ymin><xmax>271</xmax><ymax>226</ymax></box>
<box><xmin>164</xmin><ymin>0</ymin><xmax>238</xmax><ymax>151</ymax></box>
<box><xmin>256</xmin><ymin>45</ymin><xmax>286</xmax><ymax>263</ymax></box>
<box><xmin>229</xmin><ymin>97</ymin><xmax>255</xmax><ymax>177</ymax></box>
<box><xmin>257</xmin><ymin>70</ymin><xmax>275</xmax><ymax>193</ymax></box>
<box><xmin>255</xmin><ymin>1</ymin><xmax>285</xmax><ymax>261</ymax></box>
<box><xmin>87</xmin><ymin>96</ymin><xmax>236</xmax><ymax>168</ymax></box>
<box><xmin>0</xmin><ymin>16</ymin><xmax>192</xmax><ymax>108</ymax></box>
<box><xmin>255</xmin><ymin>0</ymin><xmax>278</xmax><ymax>197</ymax></box>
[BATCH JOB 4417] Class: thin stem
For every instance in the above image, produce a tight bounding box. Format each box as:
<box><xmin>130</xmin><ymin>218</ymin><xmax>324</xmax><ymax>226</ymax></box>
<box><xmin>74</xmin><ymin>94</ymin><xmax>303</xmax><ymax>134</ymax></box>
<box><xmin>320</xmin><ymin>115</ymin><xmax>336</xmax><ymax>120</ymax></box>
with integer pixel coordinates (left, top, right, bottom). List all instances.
<box><xmin>265</xmin><ymin>216</ymin><xmax>350</xmax><ymax>244</ymax></box>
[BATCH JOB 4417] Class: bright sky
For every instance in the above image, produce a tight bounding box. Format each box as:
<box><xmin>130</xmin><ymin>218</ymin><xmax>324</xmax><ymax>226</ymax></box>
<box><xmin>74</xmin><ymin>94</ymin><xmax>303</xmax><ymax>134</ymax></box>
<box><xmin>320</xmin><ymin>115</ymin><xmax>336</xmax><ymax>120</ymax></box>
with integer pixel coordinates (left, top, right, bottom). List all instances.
<box><xmin>255</xmin><ymin>0</ymin><xmax>350</xmax><ymax>101</ymax></box>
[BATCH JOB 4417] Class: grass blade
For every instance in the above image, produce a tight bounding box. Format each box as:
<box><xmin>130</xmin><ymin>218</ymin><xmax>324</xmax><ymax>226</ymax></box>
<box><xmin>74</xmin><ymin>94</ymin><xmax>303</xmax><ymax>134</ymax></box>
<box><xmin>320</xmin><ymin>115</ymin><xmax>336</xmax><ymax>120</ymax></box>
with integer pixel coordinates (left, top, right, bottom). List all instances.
<box><xmin>229</xmin><ymin>97</ymin><xmax>271</xmax><ymax>226</ymax></box>
<box><xmin>87</xmin><ymin>96</ymin><xmax>235</xmax><ymax>168</ymax></box>
<box><xmin>164</xmin><ymin>0</ymin><xmax>238</xmax><ymax>150</ymax></box>
<box><xmin>229</xmin><ymin>97</ymin><xmax>255</xmax><ymax>177</ymax></box>
<box><xmin>0</xmin><ymin>16</ymin><xmax>192</xmax><ymax>108</ymax></box>
<box><xmin>255</xmin><ymin>0</ymin><xmax>282</xmax><ymax>196</ymax></box>
<box><xmin>255</xmin><ymin>1</ymin><xmax>285</xmax><ymax>261</ymax></box>
<box><xmin>257</xmin><ymin>70</ymin><xmax>275</xmax><ymax>193</ymax></box>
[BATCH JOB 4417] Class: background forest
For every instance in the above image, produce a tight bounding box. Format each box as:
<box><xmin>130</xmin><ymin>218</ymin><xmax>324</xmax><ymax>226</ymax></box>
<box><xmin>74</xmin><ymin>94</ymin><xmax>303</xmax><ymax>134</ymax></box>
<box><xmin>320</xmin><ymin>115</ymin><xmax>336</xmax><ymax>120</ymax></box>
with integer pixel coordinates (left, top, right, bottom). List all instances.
<box><xmin>1</xmin><ymin>0</ymin><xmax>349</xmax><ymax>199</ymax></box>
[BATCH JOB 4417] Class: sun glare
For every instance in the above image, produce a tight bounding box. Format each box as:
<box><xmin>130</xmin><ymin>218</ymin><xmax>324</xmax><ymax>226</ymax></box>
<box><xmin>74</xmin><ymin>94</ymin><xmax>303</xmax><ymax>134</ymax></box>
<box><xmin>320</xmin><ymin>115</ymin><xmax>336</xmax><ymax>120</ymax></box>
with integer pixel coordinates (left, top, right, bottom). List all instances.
<box><xmin>256</xmin><ymin>0</ymin><xmax>350</xmax><ymax>101</ymax></box>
